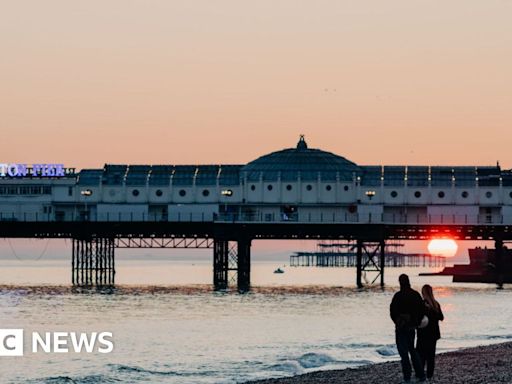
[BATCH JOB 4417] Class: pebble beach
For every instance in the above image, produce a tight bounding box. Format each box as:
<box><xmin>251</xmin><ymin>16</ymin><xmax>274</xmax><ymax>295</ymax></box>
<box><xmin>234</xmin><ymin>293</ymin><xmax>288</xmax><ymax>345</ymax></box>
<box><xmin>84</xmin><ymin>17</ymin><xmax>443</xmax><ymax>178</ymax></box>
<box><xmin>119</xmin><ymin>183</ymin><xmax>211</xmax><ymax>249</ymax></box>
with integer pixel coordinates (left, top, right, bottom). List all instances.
<box><xmin>248</xmin><ymin>342</ymin><xmax>512</xmax><ymax>384</ymax></box>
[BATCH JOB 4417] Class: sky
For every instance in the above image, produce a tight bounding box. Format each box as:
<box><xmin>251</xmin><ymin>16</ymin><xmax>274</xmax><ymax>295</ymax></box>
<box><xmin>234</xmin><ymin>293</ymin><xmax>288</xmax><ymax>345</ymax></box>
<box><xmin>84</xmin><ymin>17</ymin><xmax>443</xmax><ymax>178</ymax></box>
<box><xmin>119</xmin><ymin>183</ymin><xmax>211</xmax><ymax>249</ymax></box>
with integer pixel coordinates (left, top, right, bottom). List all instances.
<box><xmin>1</xmin><ymin>1</ymin><xmax>511</xmax><ymax>170</ymax></box>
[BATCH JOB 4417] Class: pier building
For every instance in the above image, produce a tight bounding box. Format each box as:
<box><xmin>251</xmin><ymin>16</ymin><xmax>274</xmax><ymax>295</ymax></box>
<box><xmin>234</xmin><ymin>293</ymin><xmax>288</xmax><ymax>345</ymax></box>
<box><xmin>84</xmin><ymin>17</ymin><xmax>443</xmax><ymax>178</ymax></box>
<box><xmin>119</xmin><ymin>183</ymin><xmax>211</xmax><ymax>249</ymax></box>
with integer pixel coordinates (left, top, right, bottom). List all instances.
<box><xmin>1</xmin><ymin>136</ymin><xmax>512</xmax><ymax>290</ymax></box>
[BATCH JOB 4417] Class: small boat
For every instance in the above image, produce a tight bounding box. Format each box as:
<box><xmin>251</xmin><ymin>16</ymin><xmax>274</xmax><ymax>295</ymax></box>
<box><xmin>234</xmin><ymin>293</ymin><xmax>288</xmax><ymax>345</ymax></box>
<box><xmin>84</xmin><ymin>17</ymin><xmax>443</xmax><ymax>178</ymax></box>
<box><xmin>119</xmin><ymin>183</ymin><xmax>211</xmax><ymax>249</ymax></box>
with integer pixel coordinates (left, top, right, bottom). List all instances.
<box><xmin>274</xmin><ymin>267</ymin><xmax>285</xmax><ymax>274</ymax></box>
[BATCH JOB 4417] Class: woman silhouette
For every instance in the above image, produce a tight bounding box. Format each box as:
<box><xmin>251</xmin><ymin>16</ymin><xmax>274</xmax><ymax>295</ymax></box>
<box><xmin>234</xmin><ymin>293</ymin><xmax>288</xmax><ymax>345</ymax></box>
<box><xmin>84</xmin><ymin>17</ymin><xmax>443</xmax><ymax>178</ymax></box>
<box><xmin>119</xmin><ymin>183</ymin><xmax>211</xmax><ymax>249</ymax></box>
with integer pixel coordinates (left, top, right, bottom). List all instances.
<box><xmin>416</xmin><ymin>284</ymin><xmax>444</xmax><ymax>380</ymax></box>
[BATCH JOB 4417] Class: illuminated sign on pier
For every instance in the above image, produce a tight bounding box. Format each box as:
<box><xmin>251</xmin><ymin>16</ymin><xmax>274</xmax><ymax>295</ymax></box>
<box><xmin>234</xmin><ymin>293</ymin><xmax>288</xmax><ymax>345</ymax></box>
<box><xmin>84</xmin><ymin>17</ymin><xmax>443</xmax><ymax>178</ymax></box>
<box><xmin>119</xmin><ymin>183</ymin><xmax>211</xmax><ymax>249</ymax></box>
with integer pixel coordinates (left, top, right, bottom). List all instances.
<box><xmin>0</xmin><ymin>164</ymin><xmax>75</xmax><ymax>178</ymax></box>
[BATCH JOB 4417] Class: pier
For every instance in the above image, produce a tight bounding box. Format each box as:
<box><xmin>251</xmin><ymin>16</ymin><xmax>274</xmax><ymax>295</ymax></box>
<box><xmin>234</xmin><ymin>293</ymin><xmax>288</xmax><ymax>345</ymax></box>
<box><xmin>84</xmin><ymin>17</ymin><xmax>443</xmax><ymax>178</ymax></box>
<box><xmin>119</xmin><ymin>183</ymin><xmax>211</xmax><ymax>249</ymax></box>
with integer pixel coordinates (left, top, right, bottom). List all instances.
<box><xmin>1</xmin><ymin>137</ymin><xmax>512</xmax><ymax>290</ymax></box>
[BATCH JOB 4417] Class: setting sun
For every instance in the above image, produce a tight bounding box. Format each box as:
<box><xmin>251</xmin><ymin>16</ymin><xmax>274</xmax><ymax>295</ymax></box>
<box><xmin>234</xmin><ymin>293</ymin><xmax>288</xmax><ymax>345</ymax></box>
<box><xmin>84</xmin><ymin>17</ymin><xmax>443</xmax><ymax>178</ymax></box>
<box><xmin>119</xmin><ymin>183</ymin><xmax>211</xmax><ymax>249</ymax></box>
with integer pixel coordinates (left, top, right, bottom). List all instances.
<box><xmin>427</xmin><ymin>239</ymin><xmax>458</xmax><ymax>257</ymax></box>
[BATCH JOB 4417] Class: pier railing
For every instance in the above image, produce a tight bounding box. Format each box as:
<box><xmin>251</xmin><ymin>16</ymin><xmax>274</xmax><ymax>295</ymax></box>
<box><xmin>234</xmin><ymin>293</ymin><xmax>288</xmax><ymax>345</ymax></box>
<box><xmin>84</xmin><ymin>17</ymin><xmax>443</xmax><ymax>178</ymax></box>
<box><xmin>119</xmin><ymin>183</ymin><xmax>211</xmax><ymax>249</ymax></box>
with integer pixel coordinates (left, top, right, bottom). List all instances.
<box><xmin>216</xmin><ymin>212</ymin><xmax>510</xmax><ymax>225</ymax></box>
<box><xmin>0</xmin><ymin>211</ymin><xmax>511</xmax><ymax>225</ymax></box>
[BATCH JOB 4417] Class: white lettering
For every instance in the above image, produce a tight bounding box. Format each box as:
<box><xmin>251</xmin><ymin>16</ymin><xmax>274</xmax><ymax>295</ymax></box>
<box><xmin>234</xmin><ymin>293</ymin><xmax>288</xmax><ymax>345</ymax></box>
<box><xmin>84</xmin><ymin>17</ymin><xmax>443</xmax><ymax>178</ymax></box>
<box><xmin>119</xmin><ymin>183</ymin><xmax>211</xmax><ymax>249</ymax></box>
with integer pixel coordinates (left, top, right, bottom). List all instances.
<box><xmin>32</xmin><ymin>164</ymin><xmax>43</xmax><ymax>176</ymax></box>
<box><xmin>0</xmin><ymin>163</ymin><xmax>8</xmax><ymax>177</ymax></box>
<box><xmin>32</xmin><ymin>332</ymin><xmax>51</xmax><ymax>353</ymax></box>
<box><xmin>97</xmin><ymin>332</ymin><xmax>114</xmax><ymax>354</ymax></box>
<box><xmin>0</xmin><ymin>329</ymin><xmax>23</xmax><ymax>356</ymax></box>
<box><xmin>70</xmin><ymin>332</ymin><xmax>97</xmax><ymax>353</ymax></box>
<box><xmin>7</xmin><ymin>164</ymin><xmax>19</xmax><ymax>177</ymax></box>
<box><xmin>0</xmin><ymin>163</ymin><xmax>68</xmax><ymax>178</ymax></box>
<box><xmin>16</xmin><ymin>164</ymin><xmax>28</xmax><ymax>176</ymax></box>
<box><xmin>55</xmin><ymin>164</ymin><xmax>65</xmax><ymax>177</ymax></box>
<box><xmin>53</xmin><ymin>332</ymin><xmax>69</xmax><ymax>353</ymax></box>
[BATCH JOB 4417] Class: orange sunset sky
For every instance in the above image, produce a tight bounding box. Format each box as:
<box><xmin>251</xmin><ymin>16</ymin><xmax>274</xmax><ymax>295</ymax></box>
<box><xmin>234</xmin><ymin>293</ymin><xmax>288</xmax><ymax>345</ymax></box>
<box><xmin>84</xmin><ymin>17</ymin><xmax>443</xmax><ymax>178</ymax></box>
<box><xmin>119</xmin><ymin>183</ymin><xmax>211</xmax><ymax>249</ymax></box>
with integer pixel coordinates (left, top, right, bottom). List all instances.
<box><xmin>1</xmin><ymin>0</ymin><xmax>511</xmax><ymax>169</ymax></box>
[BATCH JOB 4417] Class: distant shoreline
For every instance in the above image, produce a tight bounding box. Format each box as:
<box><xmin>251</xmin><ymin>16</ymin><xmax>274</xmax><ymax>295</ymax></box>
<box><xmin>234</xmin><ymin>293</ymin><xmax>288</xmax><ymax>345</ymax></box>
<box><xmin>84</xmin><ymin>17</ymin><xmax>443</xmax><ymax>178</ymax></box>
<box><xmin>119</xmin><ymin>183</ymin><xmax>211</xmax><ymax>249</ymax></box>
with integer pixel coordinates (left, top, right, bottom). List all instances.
<box><xmin>247</xmin><ymin>341</ymin><xmax>512</xmax><ymax>384</ymax></box>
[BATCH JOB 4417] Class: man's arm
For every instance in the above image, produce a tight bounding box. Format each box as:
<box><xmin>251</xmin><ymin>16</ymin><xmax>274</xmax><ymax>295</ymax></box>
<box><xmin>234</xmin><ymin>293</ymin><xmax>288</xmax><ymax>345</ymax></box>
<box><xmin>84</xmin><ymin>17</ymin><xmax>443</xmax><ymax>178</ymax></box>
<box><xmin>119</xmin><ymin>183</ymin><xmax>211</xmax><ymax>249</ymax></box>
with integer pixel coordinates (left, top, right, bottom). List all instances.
<box><xmin>416</xmin><ymin>292</ymin><xmax>426</xmax><ymax>325</ymax></box>
<box><xmin>390</xmin><ymin>293</ymin><xmax>398</xmax><ymax>324</ymax></box>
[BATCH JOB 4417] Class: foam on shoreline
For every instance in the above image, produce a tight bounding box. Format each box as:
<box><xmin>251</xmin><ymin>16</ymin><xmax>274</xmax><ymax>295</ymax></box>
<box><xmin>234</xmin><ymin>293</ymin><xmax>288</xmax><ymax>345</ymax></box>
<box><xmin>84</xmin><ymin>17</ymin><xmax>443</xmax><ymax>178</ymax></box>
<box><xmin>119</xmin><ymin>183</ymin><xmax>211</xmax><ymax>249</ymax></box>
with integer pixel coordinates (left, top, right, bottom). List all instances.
<box><xmin>247</xmin><ymin>341</ymin><xmax>512</xmax><ymax>384</ymax></box>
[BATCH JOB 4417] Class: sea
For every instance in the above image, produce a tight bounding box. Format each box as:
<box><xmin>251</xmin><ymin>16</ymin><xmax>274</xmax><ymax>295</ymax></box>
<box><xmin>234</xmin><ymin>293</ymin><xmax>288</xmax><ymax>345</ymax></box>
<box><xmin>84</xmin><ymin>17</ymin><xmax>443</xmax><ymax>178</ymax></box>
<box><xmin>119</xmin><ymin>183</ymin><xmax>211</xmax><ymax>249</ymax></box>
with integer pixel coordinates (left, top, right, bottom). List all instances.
<box><xmin>1</xmin><ymin>241</ymin><xmax>512</xmax><ymax>384</ymax></box>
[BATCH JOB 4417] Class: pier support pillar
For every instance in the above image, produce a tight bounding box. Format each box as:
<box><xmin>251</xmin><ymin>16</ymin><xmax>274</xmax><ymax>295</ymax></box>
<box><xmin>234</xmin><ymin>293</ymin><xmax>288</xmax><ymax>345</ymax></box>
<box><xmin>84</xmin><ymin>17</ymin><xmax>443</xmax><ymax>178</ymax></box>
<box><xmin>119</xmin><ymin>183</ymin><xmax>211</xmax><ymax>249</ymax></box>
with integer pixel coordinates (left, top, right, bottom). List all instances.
<box><xmin>380</xmin><ymin>239</ymin><xmax>386</xmax><ymax>288</ymax></box>
<box><xmin>356</xmin><ymin>240</ymin><xmax>363</xmax><ymax>288</ymax></box>
<box><xmin>237</xmin><ymin>238</ymin><xmax>251</xmax><ymax>293</ymax></box>
<box><xmin>72</xmin><ymin>238</ymin><xmax>115</xmax><ymax>287</ymax></box>
<box><xmin>495</xmin><ymin>238</ymin><xmax>504</xmax><ymax>289</ymax></box>
<box><xmin>213</xmin><ymin>239</ymin><xmax>229</xmax><ymax>290</ymax></box>
<box><xmin>213</xmin><ymin>238</ymin><xmax>252</xmax><ymax>292</ymax></box>
<box><xmin>355</xmin><ymin>240</ymin><xmax>386</xmax><ymax>288</ymax></box>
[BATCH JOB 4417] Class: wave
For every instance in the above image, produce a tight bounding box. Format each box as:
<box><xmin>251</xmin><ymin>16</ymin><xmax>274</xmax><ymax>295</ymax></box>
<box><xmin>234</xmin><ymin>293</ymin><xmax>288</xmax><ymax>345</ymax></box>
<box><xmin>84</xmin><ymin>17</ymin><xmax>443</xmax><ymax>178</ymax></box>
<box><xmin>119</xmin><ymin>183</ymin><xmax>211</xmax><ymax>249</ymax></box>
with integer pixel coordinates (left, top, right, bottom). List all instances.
<box><xmin>341</xmin><ymin>342</ymin><xmax>383</xmax><ymax>349</ymax></box>
<box><xmin>376</xmin><ymin>345</ymin><xmax>398</xmax><ymax>356</ymax></box>
<box><xmin>485</xmin><ymin>334</ymin><xmax>512</xmax><ymax>340</ymax></box>
<box><xmin>108</xmin><ymin>364</ymin><xmax>182</xmax><ymax>376</ymax></box>
<box><xmin>26</xmin><ymin>374</ymin><xmax>121</xmax><ymax>384</ymax></box>
<box><xmin>296</xmin><ymin>352</ymin><xmax>337</xmax><ymax>369</ymax></box>
<box><xmin>267</xmin><ymin>361</ymin><xmax>304</xmax><ymax>375</ymax></box>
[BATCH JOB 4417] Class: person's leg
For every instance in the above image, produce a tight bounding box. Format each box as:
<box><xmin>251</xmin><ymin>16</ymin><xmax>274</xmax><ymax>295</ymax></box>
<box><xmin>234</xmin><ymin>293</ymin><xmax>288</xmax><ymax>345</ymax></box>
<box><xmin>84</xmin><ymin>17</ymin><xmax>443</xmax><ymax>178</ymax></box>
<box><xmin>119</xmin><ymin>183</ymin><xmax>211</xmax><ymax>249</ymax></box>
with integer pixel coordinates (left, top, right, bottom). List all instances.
<box><xmin>396</xmin><ymin>329</ymin><xmax>412</xmax><ymax>381</ymax></box>
<box><xmin>407</xmin><ymin>329</ymin><xmax>425</xmax><ymax>380</ymax></box>
<box><xmin>426</xmin><ymin>339</ymin><xmax>437</xmax><ymax>378</ymax></box>
<box><xmin>416</xmin><ymin>336</ymin><xmax>426</xmax><ymax>371</ymax></box>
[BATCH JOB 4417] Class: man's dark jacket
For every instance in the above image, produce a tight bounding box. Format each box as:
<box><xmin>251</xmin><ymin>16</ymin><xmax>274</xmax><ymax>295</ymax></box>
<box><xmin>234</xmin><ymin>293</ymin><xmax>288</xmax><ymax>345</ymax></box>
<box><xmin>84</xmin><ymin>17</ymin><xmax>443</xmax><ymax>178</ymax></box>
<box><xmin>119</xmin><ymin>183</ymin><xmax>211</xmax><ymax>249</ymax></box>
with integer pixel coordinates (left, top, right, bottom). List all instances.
<box><xmin>390</xmin><ymin>287</ymin><xmax>425</xmax><ymax>329</ymax></box>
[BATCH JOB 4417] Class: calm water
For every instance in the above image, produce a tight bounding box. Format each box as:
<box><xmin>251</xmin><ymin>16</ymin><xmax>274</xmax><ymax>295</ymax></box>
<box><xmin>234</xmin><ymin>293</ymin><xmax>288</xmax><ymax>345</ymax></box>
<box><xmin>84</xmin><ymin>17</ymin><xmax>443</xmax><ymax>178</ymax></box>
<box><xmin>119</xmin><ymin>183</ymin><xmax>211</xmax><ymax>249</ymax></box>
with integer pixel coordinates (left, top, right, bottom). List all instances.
<box><xmin>1</xmin><ymin>256</ymin><xmax>512</xmax><ymax>384</ymax></box>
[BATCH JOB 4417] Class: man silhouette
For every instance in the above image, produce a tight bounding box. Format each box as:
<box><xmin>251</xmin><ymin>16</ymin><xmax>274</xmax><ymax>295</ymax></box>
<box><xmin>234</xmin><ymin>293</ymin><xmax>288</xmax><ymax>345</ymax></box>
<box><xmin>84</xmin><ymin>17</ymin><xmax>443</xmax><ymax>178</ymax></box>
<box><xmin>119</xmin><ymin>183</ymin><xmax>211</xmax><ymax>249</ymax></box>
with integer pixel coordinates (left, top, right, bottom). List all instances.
<box><xmin>390</xmin><ymin>274</ymin><xmax>426</xmax><ymax>383</ymax></box>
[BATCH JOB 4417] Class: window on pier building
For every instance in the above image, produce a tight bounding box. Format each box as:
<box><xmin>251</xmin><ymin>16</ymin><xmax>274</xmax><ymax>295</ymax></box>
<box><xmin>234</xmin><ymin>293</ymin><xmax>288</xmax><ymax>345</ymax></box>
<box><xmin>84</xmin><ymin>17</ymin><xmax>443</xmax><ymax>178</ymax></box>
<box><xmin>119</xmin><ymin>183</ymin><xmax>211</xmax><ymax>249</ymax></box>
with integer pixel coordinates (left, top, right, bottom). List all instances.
<box><xmin>172</xmin><ymin>166</ymin><xmax>196</xmax><ymax>186</ymax></box>
<box><xmin>319</xmin><ymin>171</ymin><xmax>337</xmax><ymax>182</ymax></box>
<box><xmin>300</xmin><ymin>171</ymin><xmax>318</xmax><ymax>182</ymax></box>
<box><xmin>383</xmin><ymin>166</ymin><xmax>406</xmax><ymax>187</ymax></box>
<box><xmin>407</xmin><ymin>166</ymin><xmax>429</xmax><ymax>187</ymax></box>
<box><xmin>502</xmin><ymin>174</ymin><xmax>512</xmax><ymax>187</ymax></box>
<box><xmin>476</xmin><ymin>166</ymin><xmax>501</xmax><ymax>187</ymax></box>
<box><xmin>218</xmin><ymin>165</ymin><xmax>241</xmax><ymax>186</ymax></box>
<box><xmin>77</xmin><ymin>169</ymin><xmax>102</xmax><ymax>185</ymax></box>
<box><xmin>0</xmin><ymin>185</ymin><xmax>52</xmax><ymax>195</ymax></box>
<box><xmin>149</xmin><ymin>165</ymin><xmax>172</xmax><ymax>186</ymax></box>
<box><xmin>281</xmin><ymin>171</ymin><xmax>298</xmax><ymax>182</ymax></box>
<box><xmin>262</xmin><ymin>171</ymin><xmax>279</xmax><ymax>182</ymax></box>
<box><xmin>125</xmin><ymin>165</ymin><xmax>151</xmax><ymax>186</ymax></box>
<box><xmin>360</xmin><ymin>166</ymin><xmax>382</xmax><ymax>187</ymax></box>
<box><xmin>195</xmin><ymin>165</ymin><xmax>220</xmax><ymax>186</ymax></box>
<box><xmin>453</xmin><ymin>167</ymin><xmax>476</xmax><ymax>187</ymax></box>
<box><xmin>430</xmin><ymin>167</ymin><xmax>453</xmax><ymax>187</ymax></box>
<box><xmin>102</xmin><ymin>164</ymin><xmax>127</xmax><ymax>185</ymax></box>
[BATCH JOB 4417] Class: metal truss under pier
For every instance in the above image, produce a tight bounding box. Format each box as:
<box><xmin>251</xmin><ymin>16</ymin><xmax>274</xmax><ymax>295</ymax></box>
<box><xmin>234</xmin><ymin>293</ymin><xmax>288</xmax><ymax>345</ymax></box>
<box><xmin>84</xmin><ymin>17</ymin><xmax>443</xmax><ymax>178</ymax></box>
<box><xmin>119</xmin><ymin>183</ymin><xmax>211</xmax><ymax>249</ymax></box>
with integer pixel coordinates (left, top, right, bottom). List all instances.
<box><xmin>213</xmin><ymin>238</ymin><xmax>251</xmax><ymax>292</ymax></box>
<box><xmin>67</xmin><ymin>233</ymin><xmax>508</xmax><ymax>290</ymax></box>
<box><xmin>71</xmin><ymin>236</ymin><xmax>252</xmax><ymax>291</ymax></box>
<box><xmin>72</xmin><ymin>238</ymin><xmax>115</xmax><ymax>287</ymax></box>
<box><xmin>290</xmin><ymin>252</ymin><xmax>446</xmax><ymax>268</ymax></box>
<box><xmin>354</xmin><ymin>240</ymin><xmax>386</xmax><ymax>288</ymax></box>
<box><xmin>114</xmin><ymin>237</ymin><xmax>213</xmax><ymax>249</ymax></box>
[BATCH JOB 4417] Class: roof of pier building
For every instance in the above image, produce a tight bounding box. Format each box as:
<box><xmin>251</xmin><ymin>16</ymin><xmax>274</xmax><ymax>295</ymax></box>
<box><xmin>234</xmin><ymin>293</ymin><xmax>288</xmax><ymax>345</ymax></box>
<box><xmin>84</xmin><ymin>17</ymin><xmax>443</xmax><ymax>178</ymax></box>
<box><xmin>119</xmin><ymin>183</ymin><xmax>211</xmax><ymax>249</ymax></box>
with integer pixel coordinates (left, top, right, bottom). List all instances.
<box><xmin>74</xmin><ymin>136</ymin><xmax>511</xmax><ymax>187</ymax></box>
<box><xmin>241</xmin><ymin>136</ymin><xmax>361</xmax><ymax>182</ymax></box>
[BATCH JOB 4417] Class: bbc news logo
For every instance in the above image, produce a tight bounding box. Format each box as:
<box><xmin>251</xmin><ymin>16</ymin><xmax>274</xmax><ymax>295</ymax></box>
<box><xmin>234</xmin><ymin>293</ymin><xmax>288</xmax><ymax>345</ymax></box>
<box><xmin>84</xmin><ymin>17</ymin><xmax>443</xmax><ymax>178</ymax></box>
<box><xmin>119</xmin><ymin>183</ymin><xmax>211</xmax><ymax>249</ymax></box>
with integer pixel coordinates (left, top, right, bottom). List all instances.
<box><xmin>0</xmin><ymin>329</ymin><xmax>113</xmax><ymax>356</ymax></box>
<box><xmin>0</xmin><ymin>329</ymin><xmax>23</xmax><ymax>356</ymax></box>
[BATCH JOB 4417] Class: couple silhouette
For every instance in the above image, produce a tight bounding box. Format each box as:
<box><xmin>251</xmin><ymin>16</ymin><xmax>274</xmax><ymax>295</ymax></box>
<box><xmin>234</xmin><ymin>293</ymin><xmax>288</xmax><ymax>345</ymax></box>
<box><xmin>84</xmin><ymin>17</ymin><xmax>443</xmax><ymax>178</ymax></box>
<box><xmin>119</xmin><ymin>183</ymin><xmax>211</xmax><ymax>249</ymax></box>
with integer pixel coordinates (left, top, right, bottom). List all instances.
<box><xmin>390</xmin><ymin>274</ymin><xmax>444</xmax><ymax>383</ymax></box>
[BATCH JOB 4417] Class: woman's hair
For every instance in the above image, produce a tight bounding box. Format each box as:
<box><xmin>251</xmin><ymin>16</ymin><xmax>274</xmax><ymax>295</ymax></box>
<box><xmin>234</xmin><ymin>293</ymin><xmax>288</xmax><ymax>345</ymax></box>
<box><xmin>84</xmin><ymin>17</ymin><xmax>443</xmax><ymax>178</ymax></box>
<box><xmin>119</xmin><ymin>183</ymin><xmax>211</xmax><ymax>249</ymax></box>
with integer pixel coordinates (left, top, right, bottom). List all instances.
<box><xmin>422</xmin><ymin>284</ymin><xmax>441</xmax><ymax>312</ymax></box>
